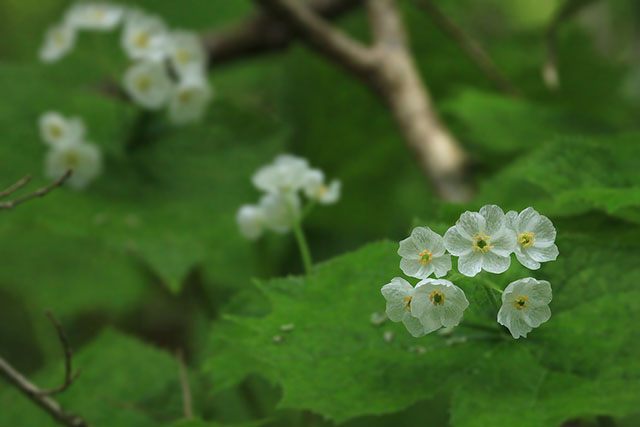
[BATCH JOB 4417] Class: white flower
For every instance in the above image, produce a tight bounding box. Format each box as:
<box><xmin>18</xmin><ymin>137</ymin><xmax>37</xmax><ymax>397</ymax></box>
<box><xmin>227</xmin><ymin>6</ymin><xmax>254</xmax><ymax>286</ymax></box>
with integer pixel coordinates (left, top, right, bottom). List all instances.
<box><xmin>236</xmin><ymin>205</ymin><xmax>265</xmax><ymax>240</ymax></box>
<box><xmin>259</xmin><ymin>192</ymin><xmax>300</xmax><ymax>233</ymax></box>
<box><xmin>497</xmin><ymin>278</ymin><xmax>552</xmax><ymax>339</ymax></box>
<box><xmin>506</xmin><ymin>207</ymin><xmax>559</xmax><ymax>270</ymax></box>
<box><xmin>444</xmin><ymin>204</ymin><xmax>517</xmax><ymax>277</ymax></box>
<box><xmin>168</xmin><ymin>75</ymin><xmax>213</xmax><ymax>124</ymax></box>
<box><xmin>252</xmin><ymin>154</ymin><xmax>311</xmax><ymax>194</ymax></box>
<box><xmin>45</xmin><ymin>142</ymin><xmax>102</xmax><ymax>190</ymax></box>
<box><xmin>398</xmin><ymin>227</ymin><xmax>451</xmax><ymax>279</ymax></box>
<box><xmin>121</xmin><ymin>10</ymin><xmax>167</xmax><ymax>61</ymax></box>
<box><xmin>39</xmin><ymin>112</ymin><xmax>85</xmax><ymax>146</ymax></box>
<box><xmin>302</xmin><ymin>169</ymin><xmax>341</xmax><ymax>204</ymax></box>
<box><xmin>166</xmin><ymin>30</ymin><xmax>207</xmax><ymax>77</ymax></box>
<box><xmin>65</xmin><ymin>2</ymin><xmax>123</xmax><ymax>31</ymax></box>
<box><xmin>381</xmin><ymin>277</ymin><xmax>426</xmax><ymax>337</ymax></box>
<box><xmin>411</xmin><ymin>278</ymin><xmax>469</xmax><ymax>334</ymax></box>
<box><xmin>39</xmin><ymin>23</ymin><xmax>76</xmax><ymax>63</ymax></box>
<box><xmin>123</xmin><ymin>60</ymin><xmax>172</xmax><ymax>110</ymax></box>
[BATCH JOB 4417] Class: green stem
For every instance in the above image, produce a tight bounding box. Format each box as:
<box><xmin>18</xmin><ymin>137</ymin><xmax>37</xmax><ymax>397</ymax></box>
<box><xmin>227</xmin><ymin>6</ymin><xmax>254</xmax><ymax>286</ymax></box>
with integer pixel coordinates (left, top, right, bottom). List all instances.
<box><xmin>482</xmin><ymin>284</ymin><xmax>500</xmax><ymax>313</ymax></box>
<box><xmin>292</xmin><ymin>220</ymin><xmax>313</xmax><ymax>274</ymax></box>
<box><xmin>482</xmin><ymin>279</ymin><xmax>504</xmax><ymax>294</ymax></box>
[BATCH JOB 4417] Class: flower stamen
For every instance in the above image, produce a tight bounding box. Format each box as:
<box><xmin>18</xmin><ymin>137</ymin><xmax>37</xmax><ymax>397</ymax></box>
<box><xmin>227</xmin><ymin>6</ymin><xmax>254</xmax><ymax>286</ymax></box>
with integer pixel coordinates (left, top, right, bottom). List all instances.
<box><xmin>514</xmin><ymin>295</ymin><xmax>529</xmax><ymax>310</ymax></box>
<box><xmin>472</xmin><ymin>232</ymin><xmax>492</xmax><ymax>253</ymax></box>
<box><xmin>403</xmin><ymin>296</ymin><xmax>412</xmax><ymax>312</ymax></box>
<box><xmin>418</xmin><ymin>249</ymin><xmax>433</xmax><ymax>265</ymax></box>
<box><xmin>429</xmin><ymin>290</ymin><xmax>445</xmax><ymax>306</ymax></box>
<box><xmin>519</xmin><ymin>232</ymin><xmax>535</xmax><ymax>248</ymax></box>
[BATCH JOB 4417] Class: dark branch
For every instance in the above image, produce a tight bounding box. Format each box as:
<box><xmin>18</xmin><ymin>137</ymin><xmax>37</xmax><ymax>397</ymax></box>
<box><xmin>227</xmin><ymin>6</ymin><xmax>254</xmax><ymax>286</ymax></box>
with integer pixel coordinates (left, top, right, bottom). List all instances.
<box><xmin>0</xmin><ymin>170</ymin><xmax>71</xmax><ymax>210</ymax></box>
<box><xmin>0</xmin><ymin>175</ymin><xmax>31</xmax><ymax>199</ymax></box>
<box><xmin>38</xmin><ymin>311</ymin><xmax>81</xmax><ymax>396</ymax></box>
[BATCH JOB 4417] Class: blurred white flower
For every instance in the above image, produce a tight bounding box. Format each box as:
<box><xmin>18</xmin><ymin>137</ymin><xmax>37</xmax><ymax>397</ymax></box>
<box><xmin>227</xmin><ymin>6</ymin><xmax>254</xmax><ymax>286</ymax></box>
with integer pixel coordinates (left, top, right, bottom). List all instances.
<box><xmin>166</xmin><ymin>30</ymin><xmax>207</xmax><ymax>77</ymax></box>
<box><xmin>39</xmin><ymin>23</ymin><xmax>76</xmax><ymax>63</ymax></box>
<box><xmin>302</xmin><ymin>169</ymin><xmax>341</xmax><ymax>204</ymax></box>
<box><xmin>168</xmin><ymin>75</ymin><xmax>213</xmax><ymax>124</ymax></box>
<box><xmin>498</xmin><ymin>277</ymin><xmax>552</xmax><ymax>339</ymax></box>
<box><xmin>123</xmin><ymin>60</ymin><xmax>172</xmax><ymax>109</ymax></box>
<box><xmin>444</xmin><ymin>204</ymin><xmax>517</xmax><ymax>277</ymax></box>
<box><xmin>65</xmin><ymin>2</ymin><xmax>123</xmax><ymax>31</ymax></box>
<box><xmin>381</xmin><ymin>277</ymin><xmax>426</xmax><ymax>337</ymax></box>
<box><xmin>236</xmin><ymin>204</ymin><xmax>265</xmax><ymax>240</ymax></box>
<box><xmin>398</xmin><ymin>227</ymin><xmax>451</xmax><ymax>279</ymax></box>
<box><xmin>39</xmin><ymin>112</ymin><xmax>85</xmax><ymax>146</ymax></box>
<box><xmin>411</xmin><ymin>278</ymin><xmax>469</xmax><ymax>334</ymax></box>
<box><xmin>252</xmin><ymin>154</ymin><xmax>311</xmax><ymax>194</ymax></box>
<box><xmin>121</xmin><ymin>10</ymin><xmax>167</xmax><ymax>61</ymax></box>
<box><xmin>45</xmin><ymin>141</ymin><xmax>102</xmax><ymax>190</ymax></box>
<box><xmin>259</xmin><ymin>192</ymin><xmax>300</xmax><ymax>233</ymax></box>
<box><xmin>506</xmin><ymin>207</ymin><xmax>559</xmax><ymax>270</ymax></box>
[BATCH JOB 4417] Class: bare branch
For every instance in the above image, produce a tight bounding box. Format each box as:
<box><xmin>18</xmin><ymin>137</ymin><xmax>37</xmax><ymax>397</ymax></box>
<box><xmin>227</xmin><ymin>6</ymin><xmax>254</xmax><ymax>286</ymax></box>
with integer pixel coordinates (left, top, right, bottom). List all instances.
<box><xmin>38</xmin><ymin>311</ymin><xmax>81</xmax><ymax>396</ymax></box>
<box><xmin>254</xmin><ymin>0</ymin><xmax>376</xmax><ymax>76</ymax></box>
<box><xmin>176</xmin><ymin>349</ymin><xmax>194</xmax><ymax>420</ymax></box>
<box><xmin>413</xmin><ymin>0</ymin><xmax>520</xmax><ymax>96</ymax></box>
<box><xmin>543</xmin><ymin>0</ymin><xmax>600</xmax><ymax>89</ymax></box>
<box><xmin>0</xmin><ymin>312</ymin><xmax>87</xmax><ymax>427</ymax></box>
<box><xmin>203</xmin><ymin>0</ymin><xmax>362</xmax><ymax>66</ymax></box>
<box><xmin>0</xmin><ymin>170</ymin><xmax>71</xmax><ymax>210</ymax></box>
<box><xmin>0</xmin><ymin>175</ymin><xmax>32</xmax><ymax>199</ymax></box>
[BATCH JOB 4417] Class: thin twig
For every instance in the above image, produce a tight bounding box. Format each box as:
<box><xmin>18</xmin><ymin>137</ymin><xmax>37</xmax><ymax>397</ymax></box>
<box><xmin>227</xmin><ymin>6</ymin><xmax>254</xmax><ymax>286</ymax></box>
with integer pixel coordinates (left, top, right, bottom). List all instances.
<box><xmin>176</xmin><ymin>349</ymin><xmax>194</xmax><ymax>420</ymax></box>
<box><xmin>0</xmin><ymin>175</ymin><xmax>32</xmax><ymax>199</ymax></box>
<box><xmin>0</xmin><ymin>311</ymin><xmax>87</xmax><ymax>427</ymax></box>
<box><xmin>255</xmin><ymin>0</ymin><xmax>471</xmax><ymax>201</ymax></box>
<box><xmin>413</xmin><ymin>0</ymin><xmax>520</xmax><ymax>96</ymax></box>
<box><xmin>38</xmin><ymin>311</ymin><xmax>81</xmax><ymax>396</ymax></box>
<box><xmin>0</xmin><ymin>170</ymin><xmax>71</xmax><ymax>210</ymax></box>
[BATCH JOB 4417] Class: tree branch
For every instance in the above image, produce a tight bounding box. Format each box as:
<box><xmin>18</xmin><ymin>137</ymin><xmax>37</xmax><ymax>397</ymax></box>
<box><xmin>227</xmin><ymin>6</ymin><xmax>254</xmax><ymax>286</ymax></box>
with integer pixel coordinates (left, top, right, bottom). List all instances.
<box><xmin>253</xmin><ymin>0</ymin><xmax>470</xmax><ymax>200</ymax></box>
<box><xmin>0</xmin><ymin>170</ymin><xmax>71</xmax><ymax>210</ymax></box>
<box><xmin>38</xmin><ymin>311</ymin><xmax>81</xmax><ymax>396</ymax></box>
<box><xmin>203</xmin><ymin>0</ymin><xmax>363</xmax><ymax>66</ymax></box>
<box><xmin>0</xmin><ymin>175</ymin><xmax>31</xmax><ymax>199</ymax></box>
<box><xmin>0</xmin><ymin>312</ymin><xmax>87</xmax><ymax>427</ymax></box>
<box><xmin>412</xmin><ymin>0</ymin><xmax>520</xmax><ymax>96</ymax></box>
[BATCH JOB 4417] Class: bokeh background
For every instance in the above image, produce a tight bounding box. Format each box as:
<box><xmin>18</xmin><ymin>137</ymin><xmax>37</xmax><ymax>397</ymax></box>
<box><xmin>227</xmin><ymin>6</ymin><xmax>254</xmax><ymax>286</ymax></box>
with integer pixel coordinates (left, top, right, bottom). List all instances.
<box><xmin>1</xmin><ymin>0</ymin><xmax>640</xmax><ymax>426</ymax></box>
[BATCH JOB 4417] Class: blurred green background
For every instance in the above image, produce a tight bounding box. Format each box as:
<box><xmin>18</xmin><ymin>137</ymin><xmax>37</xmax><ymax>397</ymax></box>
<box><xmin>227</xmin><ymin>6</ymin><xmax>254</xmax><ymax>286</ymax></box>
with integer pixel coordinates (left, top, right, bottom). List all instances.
<box><xmin>1</xmin><ymin>0</ymin><xmax>640</xmax><ymax>425</ymax></box>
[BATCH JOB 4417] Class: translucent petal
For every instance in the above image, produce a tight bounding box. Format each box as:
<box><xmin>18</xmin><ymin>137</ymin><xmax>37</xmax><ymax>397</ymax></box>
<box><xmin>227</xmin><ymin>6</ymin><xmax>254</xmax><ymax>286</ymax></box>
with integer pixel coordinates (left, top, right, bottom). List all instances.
<box><xmin>515</xmin><ymin>251</ymin><xmax>541</xmax><ymax>270</ymax></box>
<box><xmin>516</xmin><ymin>207</ymin><xmax>540</xmax><ymax>231</ymax></box>
<box><xmin>530</xmin><ymin>214</ymin><xmax>556</xmax><ymax>245</ymax></box>
<box><xmin>482</xmin><ymin>251</ymin><xmax>511</xmax><ymax>274</ymax></box>
<box><xmin>402</xmin><ymin>313</ymin><xmax>426</xmax><ymax>337</ymax></box>
<box><xmin>410</xmin><ymin>281</ymin><xmax>434</xmax><ymax>318</ymax></box>
<box><xmin>444</xmin><ymin>227</ymin><xmax>472</xmax><ymax>256</ymax></box>
<box><xmin>527</xmin><ymin>244</ymin><xmax>559</xmax><ymax>263</ymax></box>
<box><xmin>489</xmin><ymin>228</ymin><xmax>517</xmax><ymax>256</ymax></box>
<box><xmin>523</xmin><ymin>279</ymin><xmax>552</xmax><ymax>305</ymax></box>
<box><xmin>418</xmin><ymin>308</ymin><xmax>442</xmax><ymax>334</ymax></box>
<box><xmin>431</xmin><ymin>254</ymin><xmax>452</xmax><ymax>278</ymax></box>
<box><xmin>505</xmin><ymin>210</ymin><xmax>518</xmax><ymax>231</ymax></box>
<box><xmin>503</xmin><ymin>313</ymin><xmax>533</xmax><ymax>339</ymax></box>
<box><xmin>399</xmin><ymin>257</ymin><xmax>421</xmax><ymax>277</ymax></box>
<box><xmin>381</xmin><ymin>278</ymin><xmax>413</xmax><ymax>322</ymax></box>
<box><xmin>457</xmin><ymin>251</ymin><xmax>483</xmax><ymax>277</ymax></box>
<box><xmin>480</xmin><ymin>204</ymin><xmax>505</xmax><ymax>235</ymax></box>
<box><xmin>457</xmin><ymin>211</ymin><xmax>485</xmax><ymax>238</ymax></box>
<box><xmin>523</xmin><ymin>305</ymin><xmax>551</xmax><ymax>328</ymax></box>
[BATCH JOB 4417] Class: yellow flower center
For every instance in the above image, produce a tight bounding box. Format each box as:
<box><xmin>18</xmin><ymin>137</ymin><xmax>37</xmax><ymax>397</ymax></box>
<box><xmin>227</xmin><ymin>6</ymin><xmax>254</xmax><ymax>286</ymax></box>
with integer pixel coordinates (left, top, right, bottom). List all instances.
<box><xmin>430</xmin><ymin>290</ymin><xmax>445</xmax><ymax>306</ymax></box>
<box><xmin>49</xmin><ymin>124</ymin><xmax>63</xmax><ymax>138</ymax></box>
<box><xmin>418</xmin><ymin>249</ymin><xmax>433</xmax><ymax>265</ymax></box>
<box><xmin>514</xmin><ymin>295</ymin><xmax>529</xmax><ymax>310</ymax></box>
<box><xmin>91</xmin><ymin>8</ymin><xmax>106</xmax><ymax>21</ymax></box>
<box><xmin>178</xmin><ymin>89</ymin><xmax>193</xmax><ymax>104</ymax></box>
<box><xmin>176</xmin><ymin>49</ymin><xmax>190</xmax><ymax>65</ymax></box>
<box><xmin>519</xmin><ymin>232</ymin><xmax>535</xmax><ymax>248</ymax></box>
<box><xmin>53</xmin><ymin>31</ymin><xmax>67</xmax><ymax>46</ymax></box>
<box><xmin>403</xmin><ymin>296</ymin><xmax>412</xmax><ymax>312</ymax></box>
<box><xmin>134</xmin><ymin>31</ymin><xmax>150</xmax><ymax>49</ymax></box>
<box><xmin>472</xmin><ymin>232</ymin><xmax>492</xmax><ymax>253</ymax></box>
<box><xmin>64</xmin><ymin>151</ymin><xmax>79</xmax><ymax>167</ymax></box>
<box><xmin>136</xmin><ymin>75</ymin><xmax>151</xmax><ymax>92</ymax></box>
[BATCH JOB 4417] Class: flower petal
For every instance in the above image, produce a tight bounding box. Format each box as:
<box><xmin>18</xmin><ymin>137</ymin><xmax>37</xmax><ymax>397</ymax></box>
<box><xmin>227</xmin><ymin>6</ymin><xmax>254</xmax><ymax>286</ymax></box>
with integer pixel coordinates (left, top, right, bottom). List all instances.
<box><xmin>410</xmin><ymin>281</ymin><xmax>434</xmax><ymax>318</ymax></box>
<box><xmin>505</xmin><ymin>210</ymin><xmax>518</xmax><ymax>231</ymax></box>
<box><xmin>515</xmin><ymin>251</ymin><xmax>541</xmax><ymax>270</ymax></box>
<box><xmin>418</xmin><ymin>308</ymin><xmax>442</xmax><ymax>334</ymax></box>
<box><xmin>444</xmin><ymin>226</ymin><xmax>472</xmax><ymax>256</ymax></box>
<box><xmin>530</xmin><ymin>214</ymin><xmax>556</xmax><ymax>245</ymax></box>
<box><xmin>381</xmin><ymin>278</ymin><xmax>413</xmax><ymax>322</ymax></box>
<box><xmin>480</xmin><ymin>204</ymin><xmax>506</xmax><ymax>235</ymax></box>
<box><xmin>457</xmin><ymin>211</ymin><xmax>486</xmax><ymax>238</ymax></box>
<box><xmin>489</xmin><ymin>228</ymin><xmax>517</xmax><ymax>256</ymax></box>
<box><xmin>516</xmin><ymin>207</ymin><xmax>540</xmax><ymax>231</ymax></box>
<box><xmin>457</xmin><ymin>251</ymin><xmax>483</xmax><ymax>277</ymax></box>
<box><xmin>431</xmin><ymin>254</ymin><xmax>452</xmax><ymax>278</ymax></box>
<box><xmin>522</xmin><ymin>305</ymin><xmax>551</xmax><ymax>328</ymax></box>
<box><xmin>402</xmin><ymin>313</ymin><xmax>427</xmax><ymax>337</ymax></box>
<box><xmin>526</xmin><ymin>244</ymin><xmax>559</xmax><ymax>263</ymax></box>
<box><xmin>524</xmin><ymin>278</ymin><xmax>552</xmax><ymax>305</ymax></box>
<box><xmin>482</xmin><ymin>251</ymin><xmax>511</xmax><ymax>274</ymax></box>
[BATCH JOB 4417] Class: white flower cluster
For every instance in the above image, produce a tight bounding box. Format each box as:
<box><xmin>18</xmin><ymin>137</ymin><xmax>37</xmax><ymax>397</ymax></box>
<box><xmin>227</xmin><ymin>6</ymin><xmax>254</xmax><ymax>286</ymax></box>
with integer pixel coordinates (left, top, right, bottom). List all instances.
<box><xmin>39</xmin><ymin>111</ymin><xmax>102</xmax><ymax>189</ymax></box>
<box><xmin>236</xmin><ymin>154</ymin><xmax>341</xmax><ymax>240</ymax></box>
<box><xmin>382</xmin><ymin>205</ymin><xmax>558</xmax><ymax>339</ymax></box>
<box><xmin>39</xmin><ymin>2</ymin><xmax>212</xmax><ymax>125</ymax></box>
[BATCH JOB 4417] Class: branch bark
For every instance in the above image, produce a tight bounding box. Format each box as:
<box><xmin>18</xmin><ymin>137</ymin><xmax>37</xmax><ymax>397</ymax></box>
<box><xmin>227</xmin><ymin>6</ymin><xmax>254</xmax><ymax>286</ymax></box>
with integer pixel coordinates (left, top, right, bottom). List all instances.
<box><xmin>0</xmin><ymin>312</ymin><xmax>86</xmax><ymax>427</ymax></box>
<box><xmin>0</xmin><ymin>170</ymin><xmax>72</xmax><ymax>210</ymax></box>
<box><xmin>254</xmin><ymin>0</ymin><xmax>471</xmax><ymax>201</ymax></box>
